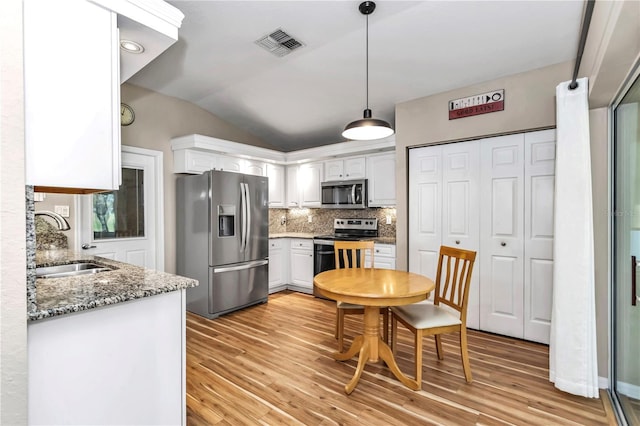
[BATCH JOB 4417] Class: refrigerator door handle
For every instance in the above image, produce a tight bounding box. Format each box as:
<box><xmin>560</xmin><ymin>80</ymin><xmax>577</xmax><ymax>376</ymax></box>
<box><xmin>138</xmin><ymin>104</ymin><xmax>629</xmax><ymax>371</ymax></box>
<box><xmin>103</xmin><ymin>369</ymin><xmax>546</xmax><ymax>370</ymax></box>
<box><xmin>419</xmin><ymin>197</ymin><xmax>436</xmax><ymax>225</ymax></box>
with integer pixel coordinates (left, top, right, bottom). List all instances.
<box><xmin>240</xmin><ymin>181</ymin><xmax>247</xmax><ymax>252</ymax></box>
<box><xmin>213</xmin><ymin>259</ymin><xmax>269</xmax><ymax>274</ymax></box>
<box><xmin>245</xmin><ymin>182</ymin><xmax>252</xmax><ymax>250</ymax></box>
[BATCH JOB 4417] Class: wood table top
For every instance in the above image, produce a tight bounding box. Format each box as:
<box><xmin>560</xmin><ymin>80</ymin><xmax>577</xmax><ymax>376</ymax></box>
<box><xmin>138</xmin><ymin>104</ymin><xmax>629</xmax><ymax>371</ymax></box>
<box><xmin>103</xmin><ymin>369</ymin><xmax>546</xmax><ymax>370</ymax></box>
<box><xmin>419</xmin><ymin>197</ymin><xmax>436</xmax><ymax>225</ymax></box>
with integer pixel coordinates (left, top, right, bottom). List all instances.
<box><xmin>313</xmin><ymin>268</ymin><xmax>435</xmax><ymax>307</ymax></box>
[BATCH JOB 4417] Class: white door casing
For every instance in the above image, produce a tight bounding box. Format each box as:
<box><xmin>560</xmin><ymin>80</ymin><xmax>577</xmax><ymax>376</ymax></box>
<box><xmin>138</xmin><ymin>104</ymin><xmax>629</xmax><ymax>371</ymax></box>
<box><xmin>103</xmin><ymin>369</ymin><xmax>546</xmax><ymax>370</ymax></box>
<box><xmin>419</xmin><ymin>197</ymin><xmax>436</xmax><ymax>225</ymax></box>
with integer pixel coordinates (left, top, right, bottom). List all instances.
<box><xmin>78</xmin><ymin>146</ymin><xmax>164</xmax><ymax>271</ymax></box>
<box><xmin>479</xmin><ymin>133</ymin><xmax>525</xmax><ymax>338</ymax></box>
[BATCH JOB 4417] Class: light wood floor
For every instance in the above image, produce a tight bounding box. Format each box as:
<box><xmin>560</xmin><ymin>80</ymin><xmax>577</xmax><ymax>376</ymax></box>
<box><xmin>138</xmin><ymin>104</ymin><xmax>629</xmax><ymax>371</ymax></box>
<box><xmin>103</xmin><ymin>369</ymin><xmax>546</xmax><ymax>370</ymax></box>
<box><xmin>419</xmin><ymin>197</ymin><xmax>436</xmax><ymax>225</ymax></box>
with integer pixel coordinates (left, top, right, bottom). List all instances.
<box><xmin>186</xmin><ymin>291</ymin><xmax>615</xmax><ymax>425</ymax></box>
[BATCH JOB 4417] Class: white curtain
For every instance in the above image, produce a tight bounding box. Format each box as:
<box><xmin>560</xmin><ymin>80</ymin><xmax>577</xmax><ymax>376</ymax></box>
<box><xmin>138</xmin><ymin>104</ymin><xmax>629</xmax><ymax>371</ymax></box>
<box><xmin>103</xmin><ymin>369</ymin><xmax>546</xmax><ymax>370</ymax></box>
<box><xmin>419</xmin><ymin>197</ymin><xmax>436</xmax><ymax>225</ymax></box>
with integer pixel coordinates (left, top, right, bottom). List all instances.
<box><xmin>549</xmin><ymin>77</ymin><xmax>599</xmax><ymax>398</ymax></box>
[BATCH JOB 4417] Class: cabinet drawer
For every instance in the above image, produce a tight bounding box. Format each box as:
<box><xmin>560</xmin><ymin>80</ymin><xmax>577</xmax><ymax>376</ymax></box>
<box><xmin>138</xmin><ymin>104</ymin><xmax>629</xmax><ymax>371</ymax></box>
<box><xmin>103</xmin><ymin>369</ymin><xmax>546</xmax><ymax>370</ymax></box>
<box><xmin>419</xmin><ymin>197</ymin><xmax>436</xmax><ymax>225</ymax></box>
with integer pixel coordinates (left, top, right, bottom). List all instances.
<box><xmin>269</xmin><ymin>239</ymin><xmax>283</xmax><ymax>249</ymax></box>
<box><xmin>374</xmin><ymin>244</ymin><xmax>396</xmax><ymax>257</ymax></box>
<box><xmin>290</xmin><ymin>239</ymin><xmax>313</xmax><ymax>251</ymax></box>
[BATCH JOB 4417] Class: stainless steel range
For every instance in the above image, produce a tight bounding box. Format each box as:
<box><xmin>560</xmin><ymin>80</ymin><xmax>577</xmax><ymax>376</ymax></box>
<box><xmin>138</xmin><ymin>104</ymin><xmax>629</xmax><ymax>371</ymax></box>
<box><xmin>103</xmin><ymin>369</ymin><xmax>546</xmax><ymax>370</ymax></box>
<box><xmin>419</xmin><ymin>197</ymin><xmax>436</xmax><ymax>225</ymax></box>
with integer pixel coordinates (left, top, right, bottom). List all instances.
<box><xmin>313</xmin><ymin>218</ymin><xmax>378</xmax><ymax>276</ymax></box>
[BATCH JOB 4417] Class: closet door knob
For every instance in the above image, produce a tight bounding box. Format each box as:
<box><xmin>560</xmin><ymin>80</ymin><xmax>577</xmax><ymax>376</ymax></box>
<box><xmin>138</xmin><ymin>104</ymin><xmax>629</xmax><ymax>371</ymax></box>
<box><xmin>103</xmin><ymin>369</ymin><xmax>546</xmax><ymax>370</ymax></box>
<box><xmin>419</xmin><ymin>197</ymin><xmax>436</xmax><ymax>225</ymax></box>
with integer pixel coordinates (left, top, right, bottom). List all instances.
<box><xmin>455</xmin><ymin>240</ymin><xmax>460</xmax><ymax>245</ymax></box>
<box><xmin>501</xmin><ymin>242</ymin><xmax>506</xmax><ymax>247</ymax></box>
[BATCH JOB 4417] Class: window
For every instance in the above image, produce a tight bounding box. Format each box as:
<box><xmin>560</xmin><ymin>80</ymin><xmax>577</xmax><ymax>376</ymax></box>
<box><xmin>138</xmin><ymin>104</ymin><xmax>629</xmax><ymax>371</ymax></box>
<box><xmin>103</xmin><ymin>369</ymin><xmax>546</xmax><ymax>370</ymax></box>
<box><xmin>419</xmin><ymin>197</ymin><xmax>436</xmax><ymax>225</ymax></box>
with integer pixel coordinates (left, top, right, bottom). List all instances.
<box><xmin>92</xmin><ymin>168</ymin><xmax>145</xmax><ymax>239</ymax></box>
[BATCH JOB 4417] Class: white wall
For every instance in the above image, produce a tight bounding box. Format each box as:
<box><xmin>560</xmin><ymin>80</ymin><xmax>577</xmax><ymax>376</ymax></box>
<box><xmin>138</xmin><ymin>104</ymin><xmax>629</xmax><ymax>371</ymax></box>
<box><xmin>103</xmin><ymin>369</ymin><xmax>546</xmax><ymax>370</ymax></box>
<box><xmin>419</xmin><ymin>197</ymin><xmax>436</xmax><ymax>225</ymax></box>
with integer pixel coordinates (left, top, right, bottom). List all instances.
<box><xmin>0</xmin><ymin>0</ymin><xmax>28</xmax><ymax>422</ymax></box>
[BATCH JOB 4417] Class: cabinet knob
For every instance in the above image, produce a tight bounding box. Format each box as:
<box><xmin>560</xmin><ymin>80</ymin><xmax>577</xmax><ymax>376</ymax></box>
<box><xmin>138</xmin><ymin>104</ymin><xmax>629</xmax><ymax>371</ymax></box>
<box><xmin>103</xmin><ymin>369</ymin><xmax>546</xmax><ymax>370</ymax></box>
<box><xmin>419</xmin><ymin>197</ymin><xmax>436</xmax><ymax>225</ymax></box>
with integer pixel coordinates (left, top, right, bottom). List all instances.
<box><xmin>455</xmin><ymin>240</ymin><xmax>460</xmax><ymax>245</ymax></box>
<box><xmin>501</xmin><ymin>242</ymin><xmax>506</xmax><ymax>247</ymax></box>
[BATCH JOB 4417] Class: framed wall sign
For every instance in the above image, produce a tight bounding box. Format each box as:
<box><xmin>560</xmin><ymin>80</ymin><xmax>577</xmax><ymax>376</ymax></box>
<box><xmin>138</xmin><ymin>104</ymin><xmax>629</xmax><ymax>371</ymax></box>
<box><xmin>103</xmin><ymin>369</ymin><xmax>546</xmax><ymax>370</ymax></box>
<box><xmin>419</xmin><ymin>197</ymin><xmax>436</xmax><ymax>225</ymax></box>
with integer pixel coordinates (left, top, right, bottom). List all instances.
<box><xmin>449</xmin><ymin>89</ymin><xmax>504</xmax><ymax>120</ymax></box>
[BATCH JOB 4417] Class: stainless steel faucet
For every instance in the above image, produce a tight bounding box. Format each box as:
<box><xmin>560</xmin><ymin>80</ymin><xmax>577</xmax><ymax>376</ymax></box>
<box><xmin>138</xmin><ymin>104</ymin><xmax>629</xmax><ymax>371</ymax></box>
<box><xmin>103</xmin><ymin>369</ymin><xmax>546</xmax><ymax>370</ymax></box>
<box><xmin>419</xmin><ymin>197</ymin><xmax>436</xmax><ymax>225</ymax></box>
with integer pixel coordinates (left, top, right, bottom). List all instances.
<box><xmin>35</xmin><ymin>211</ymin><xmax>71</xmax><ymax>231</ymax></box>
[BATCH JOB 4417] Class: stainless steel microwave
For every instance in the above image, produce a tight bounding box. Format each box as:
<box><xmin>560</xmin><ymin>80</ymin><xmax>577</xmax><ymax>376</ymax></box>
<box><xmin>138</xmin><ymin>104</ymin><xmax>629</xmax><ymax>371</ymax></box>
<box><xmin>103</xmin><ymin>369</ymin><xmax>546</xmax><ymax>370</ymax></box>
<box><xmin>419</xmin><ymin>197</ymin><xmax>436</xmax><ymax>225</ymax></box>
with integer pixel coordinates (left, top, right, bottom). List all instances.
<box><xmin>320</xmin><ymin>179</ymin><xmax>367</xmax><ymax>209</ymax></box>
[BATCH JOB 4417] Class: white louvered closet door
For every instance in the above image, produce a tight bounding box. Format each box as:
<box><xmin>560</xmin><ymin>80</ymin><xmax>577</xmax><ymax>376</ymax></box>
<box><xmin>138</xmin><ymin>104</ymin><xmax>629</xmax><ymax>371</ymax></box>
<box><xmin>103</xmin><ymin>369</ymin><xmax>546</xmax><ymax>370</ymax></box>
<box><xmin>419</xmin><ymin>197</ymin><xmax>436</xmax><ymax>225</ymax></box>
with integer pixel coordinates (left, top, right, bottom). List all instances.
<box><xmin>479</xmin><ymin>134</ymin><xmax>525</xmax><ymax>339</ymax></box>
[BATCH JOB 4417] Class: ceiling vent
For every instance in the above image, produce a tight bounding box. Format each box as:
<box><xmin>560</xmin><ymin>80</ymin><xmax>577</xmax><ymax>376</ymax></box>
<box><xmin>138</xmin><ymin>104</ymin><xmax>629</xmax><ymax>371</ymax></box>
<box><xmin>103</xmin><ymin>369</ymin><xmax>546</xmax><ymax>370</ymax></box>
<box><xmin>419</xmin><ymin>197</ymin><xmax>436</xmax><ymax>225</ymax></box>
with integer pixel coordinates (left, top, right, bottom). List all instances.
<box><xmin>255</xmin><ymin>28</ymin><xmax>304</xmax><ymax>57</ymax></box>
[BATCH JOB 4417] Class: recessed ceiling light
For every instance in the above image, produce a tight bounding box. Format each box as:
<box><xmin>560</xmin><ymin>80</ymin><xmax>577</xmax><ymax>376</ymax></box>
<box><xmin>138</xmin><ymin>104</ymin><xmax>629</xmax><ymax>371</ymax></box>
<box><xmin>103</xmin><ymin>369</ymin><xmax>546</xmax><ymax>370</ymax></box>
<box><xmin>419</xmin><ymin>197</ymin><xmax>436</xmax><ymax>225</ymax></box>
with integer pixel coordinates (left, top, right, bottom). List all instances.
<box><xmin>120</xmin><ymin>40</ymin><xmax>144</xmax><ymax>54</ymax></box>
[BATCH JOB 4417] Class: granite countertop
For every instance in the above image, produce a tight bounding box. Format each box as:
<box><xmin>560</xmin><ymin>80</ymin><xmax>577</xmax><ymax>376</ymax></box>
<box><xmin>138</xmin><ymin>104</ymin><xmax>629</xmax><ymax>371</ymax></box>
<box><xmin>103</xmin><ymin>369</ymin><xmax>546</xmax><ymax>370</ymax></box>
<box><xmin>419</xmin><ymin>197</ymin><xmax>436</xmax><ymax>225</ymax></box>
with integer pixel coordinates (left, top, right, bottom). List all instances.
<box><xmin>269</xmin><ymin>232</ymin><xmax>395</xmax><ymax>245</ymax></box>
<box><xmin>30</xmin><ymin>250</ymin><xmax>198</xmax><ymax>321</ymax></box>
<box><xmin>269</xmin><ymin>232</ymin><xmax>316</xmax><ymax>239</ymax></box>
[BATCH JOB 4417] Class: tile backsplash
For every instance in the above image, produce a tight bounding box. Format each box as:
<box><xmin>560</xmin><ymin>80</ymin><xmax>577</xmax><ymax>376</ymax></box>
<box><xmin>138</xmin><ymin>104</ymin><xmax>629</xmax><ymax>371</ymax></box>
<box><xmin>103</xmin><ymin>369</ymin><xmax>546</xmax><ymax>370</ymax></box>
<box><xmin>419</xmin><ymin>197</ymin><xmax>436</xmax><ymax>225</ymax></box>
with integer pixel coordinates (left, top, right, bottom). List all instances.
<box><xmin>268</xmin><ymin>207</ymin><xmax>396</xmax><ymax>238</ymax></box>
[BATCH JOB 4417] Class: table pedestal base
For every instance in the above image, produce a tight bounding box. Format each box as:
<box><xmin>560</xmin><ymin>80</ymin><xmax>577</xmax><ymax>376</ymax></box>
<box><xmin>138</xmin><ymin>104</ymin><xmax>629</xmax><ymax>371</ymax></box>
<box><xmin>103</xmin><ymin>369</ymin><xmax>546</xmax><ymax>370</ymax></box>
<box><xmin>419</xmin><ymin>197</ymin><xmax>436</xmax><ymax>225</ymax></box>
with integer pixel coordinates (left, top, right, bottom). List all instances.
<box><xmin>333</xmin><ymin>306</ymin><xmax>421</xmax><ymax>394</ymax></box>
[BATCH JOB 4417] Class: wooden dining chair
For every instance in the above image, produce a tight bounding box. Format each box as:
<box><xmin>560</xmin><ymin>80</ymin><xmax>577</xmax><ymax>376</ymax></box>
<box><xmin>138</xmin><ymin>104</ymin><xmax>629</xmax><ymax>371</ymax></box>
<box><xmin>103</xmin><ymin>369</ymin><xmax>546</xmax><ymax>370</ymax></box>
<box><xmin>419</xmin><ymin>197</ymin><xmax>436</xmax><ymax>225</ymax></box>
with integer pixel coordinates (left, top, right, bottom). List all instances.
<box><xmin>390</xmin><ymin>245</ymin><xmax>477</xmax><ymax>387</ymax></box>
<box><xmin>334</xmin><ymin>240</ymin><xmax>389</xmax><ymax>352</ymax></box>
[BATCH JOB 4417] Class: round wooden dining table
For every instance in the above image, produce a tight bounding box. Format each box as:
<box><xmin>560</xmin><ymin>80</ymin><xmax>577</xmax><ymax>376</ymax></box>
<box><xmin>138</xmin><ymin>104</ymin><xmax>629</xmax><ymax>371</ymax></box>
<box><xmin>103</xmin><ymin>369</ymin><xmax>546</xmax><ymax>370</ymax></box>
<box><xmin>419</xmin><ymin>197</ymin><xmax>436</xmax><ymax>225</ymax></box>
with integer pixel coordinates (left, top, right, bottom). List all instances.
<box><xmin>314</xmin><ymin>268</ymin><xmax>435</xmax><ymax>394</ymax></box>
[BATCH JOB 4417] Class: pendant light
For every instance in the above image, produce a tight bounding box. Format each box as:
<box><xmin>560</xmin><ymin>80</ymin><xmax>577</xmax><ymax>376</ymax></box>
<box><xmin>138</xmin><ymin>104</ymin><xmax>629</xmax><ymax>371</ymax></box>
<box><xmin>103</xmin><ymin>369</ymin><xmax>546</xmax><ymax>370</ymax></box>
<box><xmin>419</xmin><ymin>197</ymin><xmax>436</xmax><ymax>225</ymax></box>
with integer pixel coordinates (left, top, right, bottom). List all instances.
<box><xmin>342</xmin><ymin>1</ymin><xmax>394</xmax><ymax>141</ymax></box>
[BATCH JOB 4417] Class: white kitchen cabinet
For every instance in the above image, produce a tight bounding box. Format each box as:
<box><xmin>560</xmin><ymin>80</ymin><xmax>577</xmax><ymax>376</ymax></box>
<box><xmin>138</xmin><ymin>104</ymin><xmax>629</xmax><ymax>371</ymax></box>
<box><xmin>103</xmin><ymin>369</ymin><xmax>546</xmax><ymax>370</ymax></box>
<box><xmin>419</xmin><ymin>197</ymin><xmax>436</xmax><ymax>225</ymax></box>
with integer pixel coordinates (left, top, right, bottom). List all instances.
<box><xmin>218</xmin><ymin>156</ymin><xmax>266</xmax><ymax>176</ymax></box>
<box><xmin>289</xmin><ymin>239</ymin><xmax>314</xmax><ymax>293</ymax></box>
<box><xmin>366</xmin><ymin>152</ymin><xmax>396</xmax><ymax>207</ymax></box>
<box><xmin>365</xmin><ymin>244</ymin><xmax>396</xmax><ymax>269</ymax></box>
<box><xmin>286</xmin><ymin>165</ymin><xmax>300</xmax><ymax>208</ymax></box>
<box><xmin>24</xmin><ymin>0</ymin><xmax>121</xmax><ymax>192</ymax></box>
<box><xmin>299</xmin><ymin>162</ymin><xmax>323</xmax><ymax>207</ymax></box>
<box><xmin>172</xmin><ymin>150</ymin><xmax>266</xmax><ymax>176</ymax></box>
<box><xmin>28</xmin><ymin>290</ymin><xmax>186</xmax><ymax>425</ymax></box>
<box><xmin>268</xmin><ymin>239</ymin><xmax>289</xmax><ymax>293</ymax></box>
<box><xmin>267</xmin><ymin>164</ymin><xmax>286</xmax><ymax>208</ymax></box>
<box><xmin>324</xmin><ymin>156</ymin><xmax>366</xmax><ymax>181</ymax></box>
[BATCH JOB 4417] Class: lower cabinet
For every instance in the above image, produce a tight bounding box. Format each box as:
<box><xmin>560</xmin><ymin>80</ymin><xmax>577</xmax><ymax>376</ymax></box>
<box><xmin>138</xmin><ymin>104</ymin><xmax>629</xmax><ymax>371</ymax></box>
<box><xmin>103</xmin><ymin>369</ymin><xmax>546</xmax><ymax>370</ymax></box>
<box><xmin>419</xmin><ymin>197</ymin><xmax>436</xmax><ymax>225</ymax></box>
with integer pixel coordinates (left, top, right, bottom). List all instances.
<box><xmin>28</xmin><ymin>291</ymin><xmax>186</xmax><ymax>425</ymax></box>
<box><xmin>289</xmin><ymin>239</ymin><xmax>314</xmax><ymax>293</ymax></box>
<box><xmin>268</xmin><ymin>238</ymin><xmax>289</xmax><ymax>293</ymax></box>
<box><xmin>269</xmin><ymin>239</ymin><xmax>396</xmax><ymax>296</ymax></box>
<box><xmin>366</xmin><ymin>244</ymin><xmax>396</xmax><ymax>269</ymax></box>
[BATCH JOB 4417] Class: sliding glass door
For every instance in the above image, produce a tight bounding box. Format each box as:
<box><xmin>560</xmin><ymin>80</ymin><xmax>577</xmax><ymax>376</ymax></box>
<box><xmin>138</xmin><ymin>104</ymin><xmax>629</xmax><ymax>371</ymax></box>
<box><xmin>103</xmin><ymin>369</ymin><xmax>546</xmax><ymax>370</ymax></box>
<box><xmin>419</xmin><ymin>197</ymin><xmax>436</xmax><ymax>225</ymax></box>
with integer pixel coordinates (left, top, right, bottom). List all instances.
<box><xmin>613</xmin><ymin>70</ymin><xmax>640</xmax><ymax>425</ymax></box>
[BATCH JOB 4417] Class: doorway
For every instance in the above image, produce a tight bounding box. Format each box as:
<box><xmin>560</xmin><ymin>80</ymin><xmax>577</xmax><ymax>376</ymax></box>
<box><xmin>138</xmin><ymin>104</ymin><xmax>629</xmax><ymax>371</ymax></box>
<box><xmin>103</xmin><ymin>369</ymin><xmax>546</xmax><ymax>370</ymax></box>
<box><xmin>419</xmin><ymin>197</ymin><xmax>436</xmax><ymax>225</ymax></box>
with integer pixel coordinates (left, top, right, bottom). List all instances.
<box><xmin>612</xmin><ymin>68</ymin><xmax>640</xmax><ymax>425</ymax></box>
<box><xmin>78</xmin><ymin>146</ymin><xmax>164</xmax><ymax>271</ymax></box>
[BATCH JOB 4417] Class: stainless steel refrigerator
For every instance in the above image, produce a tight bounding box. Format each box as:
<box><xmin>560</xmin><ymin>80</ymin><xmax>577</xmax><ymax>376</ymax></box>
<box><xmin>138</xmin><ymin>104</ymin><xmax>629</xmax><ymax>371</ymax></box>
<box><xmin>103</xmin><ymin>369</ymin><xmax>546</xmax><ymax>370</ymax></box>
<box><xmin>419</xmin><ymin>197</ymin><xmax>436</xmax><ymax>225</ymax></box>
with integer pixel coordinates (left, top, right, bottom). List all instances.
<box><xmin>176</xmin><ymin>170</ymin><xmax>269</xmax><ymax>319</ymax></box>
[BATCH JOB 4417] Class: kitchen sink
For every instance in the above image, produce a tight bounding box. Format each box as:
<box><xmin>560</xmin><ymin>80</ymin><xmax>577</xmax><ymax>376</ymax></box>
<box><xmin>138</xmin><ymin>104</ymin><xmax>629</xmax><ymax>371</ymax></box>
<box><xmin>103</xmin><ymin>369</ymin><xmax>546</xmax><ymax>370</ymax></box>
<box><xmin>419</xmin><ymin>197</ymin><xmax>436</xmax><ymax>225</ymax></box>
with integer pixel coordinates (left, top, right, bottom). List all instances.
<box><xmin>36</xmin><ymin>262</ymin><xmax>114</xmax><ymax>279</ymax></box>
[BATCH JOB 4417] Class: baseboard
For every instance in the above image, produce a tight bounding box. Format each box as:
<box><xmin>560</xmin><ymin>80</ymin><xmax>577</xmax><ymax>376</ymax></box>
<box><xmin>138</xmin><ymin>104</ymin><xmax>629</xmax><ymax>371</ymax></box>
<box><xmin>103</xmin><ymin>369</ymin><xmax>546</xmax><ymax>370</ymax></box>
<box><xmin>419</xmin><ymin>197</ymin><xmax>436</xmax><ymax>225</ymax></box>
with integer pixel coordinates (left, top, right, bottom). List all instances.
<box><xmin>268</xmin><ymin>284</ymin><xmax>288</xmax><ymax>294</ymax></box>
<box><xmin>284</xmin><ymin>284</ymin><xmax>313</xmax><ymax>295</ymax></box>
<box><xmin>599</xmin><ymin>376</ymin><xmax>609</xmax><ymax>389</ymax></box>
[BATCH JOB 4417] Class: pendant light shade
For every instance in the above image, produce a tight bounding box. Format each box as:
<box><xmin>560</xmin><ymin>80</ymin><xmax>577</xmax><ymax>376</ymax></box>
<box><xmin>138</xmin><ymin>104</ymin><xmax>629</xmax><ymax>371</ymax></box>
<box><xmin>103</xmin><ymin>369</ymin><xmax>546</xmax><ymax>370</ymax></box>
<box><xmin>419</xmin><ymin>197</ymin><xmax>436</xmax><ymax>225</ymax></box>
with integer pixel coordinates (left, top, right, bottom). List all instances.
<box><xmin>342</xmin><ymin>1</ymin><xmax>394</xmax><ymax>141</ymax></box>
<box><xmin>342</xmin><ymin>109</ymin><xmax>394</xmax><ymax>140</ymax></box>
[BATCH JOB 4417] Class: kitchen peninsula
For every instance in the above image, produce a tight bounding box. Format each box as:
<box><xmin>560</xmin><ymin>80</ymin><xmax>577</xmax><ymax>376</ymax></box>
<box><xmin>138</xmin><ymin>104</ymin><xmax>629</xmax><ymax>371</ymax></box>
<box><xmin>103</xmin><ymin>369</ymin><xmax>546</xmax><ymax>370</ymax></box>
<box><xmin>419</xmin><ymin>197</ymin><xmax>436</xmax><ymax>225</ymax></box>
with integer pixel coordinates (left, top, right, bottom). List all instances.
<box><xmin>28</xmin><ymin>250</ymin><xmax>197</xmax><ymax>425</ymax></box>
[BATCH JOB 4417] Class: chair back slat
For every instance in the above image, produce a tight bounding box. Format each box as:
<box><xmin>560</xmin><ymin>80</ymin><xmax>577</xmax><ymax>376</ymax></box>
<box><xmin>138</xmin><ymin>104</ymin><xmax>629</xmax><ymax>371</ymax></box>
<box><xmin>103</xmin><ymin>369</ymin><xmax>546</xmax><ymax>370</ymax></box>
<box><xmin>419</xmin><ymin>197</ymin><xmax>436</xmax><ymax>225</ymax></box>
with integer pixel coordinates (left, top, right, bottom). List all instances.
<box><xmin>334</xmin><ymin>241</ymin><xmax>374</xmax><ymax>269</ymax></box>
<box><xmin>434</xmin><ymin>246</ymin><xmax>477</xmax><ymax>321</ymax></box>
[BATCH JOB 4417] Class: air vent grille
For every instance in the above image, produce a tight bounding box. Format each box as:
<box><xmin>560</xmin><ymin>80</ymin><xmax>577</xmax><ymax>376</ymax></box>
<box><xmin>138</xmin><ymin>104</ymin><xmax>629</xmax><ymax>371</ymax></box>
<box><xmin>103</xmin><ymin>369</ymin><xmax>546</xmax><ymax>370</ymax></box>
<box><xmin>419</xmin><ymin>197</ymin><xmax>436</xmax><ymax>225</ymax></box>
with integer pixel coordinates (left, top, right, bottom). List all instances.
<box><xmin>255</xmin><ymin>28</ymin><xmax>305</xmax><ymax>57</ymax></box>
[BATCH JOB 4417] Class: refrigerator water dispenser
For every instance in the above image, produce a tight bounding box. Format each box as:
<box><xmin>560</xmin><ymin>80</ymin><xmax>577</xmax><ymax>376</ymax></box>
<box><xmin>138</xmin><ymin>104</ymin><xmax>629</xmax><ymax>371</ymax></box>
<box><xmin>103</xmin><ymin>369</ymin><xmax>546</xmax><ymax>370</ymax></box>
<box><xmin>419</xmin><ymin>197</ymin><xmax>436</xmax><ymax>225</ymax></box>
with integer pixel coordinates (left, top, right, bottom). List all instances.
<box><xmin>218</xmin><ymin>205</ymin><xmax>236</xmax><ymax>237</ymax></box>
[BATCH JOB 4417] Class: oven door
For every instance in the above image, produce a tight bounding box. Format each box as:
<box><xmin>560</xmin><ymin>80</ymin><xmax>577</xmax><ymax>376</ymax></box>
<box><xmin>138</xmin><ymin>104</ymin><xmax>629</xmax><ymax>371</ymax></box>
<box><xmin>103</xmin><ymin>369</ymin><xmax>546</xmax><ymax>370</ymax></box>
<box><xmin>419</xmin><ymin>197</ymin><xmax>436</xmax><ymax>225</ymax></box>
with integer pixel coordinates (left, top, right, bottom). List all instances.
<box><xmin>313</xmin><ymin>239</ymin><xmax>335</xmax><ymax>276</ymax></box>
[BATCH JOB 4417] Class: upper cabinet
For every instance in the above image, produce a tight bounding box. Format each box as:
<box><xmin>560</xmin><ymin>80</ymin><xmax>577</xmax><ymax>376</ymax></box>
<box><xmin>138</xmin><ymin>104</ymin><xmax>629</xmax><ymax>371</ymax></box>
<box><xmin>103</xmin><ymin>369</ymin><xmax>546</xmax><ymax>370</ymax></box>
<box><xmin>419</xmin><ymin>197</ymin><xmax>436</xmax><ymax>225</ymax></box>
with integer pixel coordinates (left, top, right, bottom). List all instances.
<box><xmin>170</xmin><ymin>134</ymin><xmax>396</xmax><ymax>208</ymax></box>
<box><xmin>286</xmin><ymin>166</ymin><xmax>300</xmax><ymax>208</ymax></box>
<box><xmin>267</xmin><ymin>164</ymin><xmax>285</xmax><ymax>208</ymax></box>
<box><xmin>24</xmin><ymin>0</ymin><xmax>183</xmax><ymax>193</ymax></box>
<box><xmin>24</xmin><ymin>0</ymin><xmax>120</xmax><ymax>192</ymax></box>
<box><xmin>299</xmin><ymin>162</ymin><xmax>323</xmax><ymax>207</ymax></box>
<box><xmin>324</xmin><ymin>157</ymin><xmax>366</xmax><ymax>181</ymax></box>
<box><xmin>366</xmin><ymin>153</ymin><xmax>396</xmax><ymax>207</ymax></box>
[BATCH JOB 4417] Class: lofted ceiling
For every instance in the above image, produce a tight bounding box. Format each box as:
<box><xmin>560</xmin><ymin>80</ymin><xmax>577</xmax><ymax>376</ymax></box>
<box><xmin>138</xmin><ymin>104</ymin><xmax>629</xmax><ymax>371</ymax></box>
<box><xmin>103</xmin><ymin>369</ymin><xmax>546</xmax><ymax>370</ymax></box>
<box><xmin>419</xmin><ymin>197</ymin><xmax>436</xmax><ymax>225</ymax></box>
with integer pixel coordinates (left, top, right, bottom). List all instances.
<box><xmin>128</xmin><ymin>1</ymin><xmax>584</xmax><ymax>152</ymax></box>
